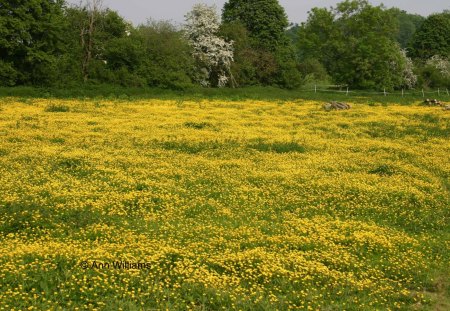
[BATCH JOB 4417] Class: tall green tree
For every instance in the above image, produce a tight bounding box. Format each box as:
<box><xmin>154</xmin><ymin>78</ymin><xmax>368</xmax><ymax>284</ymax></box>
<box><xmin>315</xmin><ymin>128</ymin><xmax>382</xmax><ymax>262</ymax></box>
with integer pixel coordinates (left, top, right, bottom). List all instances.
<box><xmin>222</xmin><ymin>0</ymin><xmax>289</xmax><ymax>51</ymax></box>
<box><xmin>410</xmin><ymin>12</ymin><xmax>450</xmax><ymax>60</ymax></box>
<box><xmin>62</xmin><ymin>2</ymin><xmax>133</xmax><ymax>85</ymax></box>
<box><xmin>62</xmin><ymin>5</ymin><xmax>194</xmax><ymax>89</ymax></box>
<box><xmin>222</xmin><ymin>0</ymin><xmax>301</xmax><ymax>88</ymax></box>
<box><xmin>388</xmin><ymin>9</ymin><xmax>425</xmax><ymax>49</ymax></box>
<box><xmin>137</xmin><ymin>20</ymin><xmax>194</xmax><ymax>89</ymax></box>
<box><xmin>220</xmin><ymin>21</ymin><xmax>277</xmax><ymax>86</ymax></box>
<box><xmin>0</xmin><ymin>0</ymin><xmax>66</xmax><ymax>86</ymax></box>
<box><xmin>296</xmin><ymin>0</ymin><xmax>407</xmax><ymax>90</ymax></box>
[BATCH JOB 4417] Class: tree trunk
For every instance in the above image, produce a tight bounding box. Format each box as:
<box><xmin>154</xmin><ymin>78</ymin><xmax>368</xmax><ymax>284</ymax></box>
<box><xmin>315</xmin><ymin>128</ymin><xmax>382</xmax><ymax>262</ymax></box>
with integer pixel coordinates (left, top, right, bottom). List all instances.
<box><xmin>80</xmin><ymin>0</ymin><xmax>102</xmax><ymax>82</ymax></box>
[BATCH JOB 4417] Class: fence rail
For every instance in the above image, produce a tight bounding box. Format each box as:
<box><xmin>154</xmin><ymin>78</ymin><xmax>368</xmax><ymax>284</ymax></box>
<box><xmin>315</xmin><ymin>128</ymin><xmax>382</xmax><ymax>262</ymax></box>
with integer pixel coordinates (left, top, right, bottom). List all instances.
<box><xmin>305</xmin><ymin>86</ymin><xmax>450</xmax><ymax>97</ymax></box>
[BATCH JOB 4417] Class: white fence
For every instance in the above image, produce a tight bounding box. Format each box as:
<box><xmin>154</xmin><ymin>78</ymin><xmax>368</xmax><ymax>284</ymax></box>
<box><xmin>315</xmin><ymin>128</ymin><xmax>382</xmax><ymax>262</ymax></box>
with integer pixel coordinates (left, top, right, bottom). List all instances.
<box><xmin>305</xmin><ymin>85</ymin><xmax>450</xmax><ymax>97</ymax></box>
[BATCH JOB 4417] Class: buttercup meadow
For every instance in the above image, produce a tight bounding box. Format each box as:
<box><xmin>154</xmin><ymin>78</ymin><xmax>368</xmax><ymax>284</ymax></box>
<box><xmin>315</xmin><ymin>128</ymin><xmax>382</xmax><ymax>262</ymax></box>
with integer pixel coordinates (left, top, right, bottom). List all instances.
<box><xmin>0</xmin><ymin>98</ymin><xmax>448</xmax><ymax>310</ymax></box>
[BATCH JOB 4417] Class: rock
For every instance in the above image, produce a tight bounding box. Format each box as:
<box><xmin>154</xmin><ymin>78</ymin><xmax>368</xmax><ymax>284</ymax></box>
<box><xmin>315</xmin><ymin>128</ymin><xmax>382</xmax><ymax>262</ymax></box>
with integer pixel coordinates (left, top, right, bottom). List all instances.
<box><xmin>323</xmin><ymin>103</ymin><xmax>333</xmax><ymax>111</ymax></box>
<box><xmin>324</xmin><ymin>101</ymin><xmax>351</xmax><ymax>111</ymax></box>
<box><xmin>423</xmin><ymin>99</ymin><xmax>443</xmax><ymax>106</ymax></box>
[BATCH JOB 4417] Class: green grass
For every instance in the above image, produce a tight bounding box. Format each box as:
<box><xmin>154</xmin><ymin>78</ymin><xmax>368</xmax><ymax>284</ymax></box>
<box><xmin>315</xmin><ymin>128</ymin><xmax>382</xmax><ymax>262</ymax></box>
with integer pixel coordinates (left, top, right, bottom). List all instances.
<box><xmin>1</xmin><ymin>85</ymin><xmax>449</xmax><ymax>104</ymax></box>
<box><xmin>248</xmin><ymin>140</ymin><xmax>307</xmax><ymax>154</ymax></box>
<box><xmin>44</xmin><ymin>103</ymin><xmax>71</xmax><ymax>112</ymax></box>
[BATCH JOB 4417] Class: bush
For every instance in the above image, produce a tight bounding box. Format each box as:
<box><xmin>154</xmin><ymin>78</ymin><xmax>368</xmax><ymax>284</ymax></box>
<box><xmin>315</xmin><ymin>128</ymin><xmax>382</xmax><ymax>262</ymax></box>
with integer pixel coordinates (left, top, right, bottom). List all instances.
<box><xmin>0</xmin><ymin>61</ymin><xmax>19</xmax><ymax>87</ymax></box>
<box><xmin>297</xmin><ymin>58</ymin><xmax>331</xmax><ymax>84</ymax></box>
<box><xmin>45</xmin><ymin>104</ymin><xmax>70</xmax><ymax>112</ymax></box>
<box><xmin>416</xmin><ymin>56</ymin><xmax>450</xmax><ymax>88</ymax></box>
<box><xmin>137</xmin><ymin>20</ymin><xmax>194</xmax><ymax>90</ymax></box>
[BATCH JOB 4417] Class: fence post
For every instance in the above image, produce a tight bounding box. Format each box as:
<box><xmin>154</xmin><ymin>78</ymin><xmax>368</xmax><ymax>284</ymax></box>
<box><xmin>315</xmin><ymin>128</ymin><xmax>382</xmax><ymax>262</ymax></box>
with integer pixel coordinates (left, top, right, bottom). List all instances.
<box><xmin>447</xmin><ymin>88</ymin><xmax>449</xmax><ymax>96</ymax></box>
<box><xmin>315</xmin><ymin>85</ymin><xmax>317</xmax><ymax>93</ymax></box>
<box><xmin>422</xmin><ymin>89</ymin><xmax>425</xmax><ymax>98</ymax></box>
<box><xmin>438</xmin><ymin>88</ymin><xmax>440</xmax><ymax>96</ymax></box>
<box><xmin>346</xmin><ymin>87</ymin><xmax>349</xmax><ymax>96</ymax></box>
<box><xmin>384</xmin><ymin>88</ymin><xmax>386</xmax><ymax>96</ymax></box>
<box><xmin>402</xmin><ymin>89</ymin><xmax>404</xmax><ymax>97</ymax></box>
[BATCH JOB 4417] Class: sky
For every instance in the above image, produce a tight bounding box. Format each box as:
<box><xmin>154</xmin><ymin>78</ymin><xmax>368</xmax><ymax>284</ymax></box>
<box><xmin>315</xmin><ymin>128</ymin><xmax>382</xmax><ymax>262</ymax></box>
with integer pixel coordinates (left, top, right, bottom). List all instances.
<box><xmin>66</xmin><ymin>0</ymin><xmax>450</xmax><ymax>26</ymax></box>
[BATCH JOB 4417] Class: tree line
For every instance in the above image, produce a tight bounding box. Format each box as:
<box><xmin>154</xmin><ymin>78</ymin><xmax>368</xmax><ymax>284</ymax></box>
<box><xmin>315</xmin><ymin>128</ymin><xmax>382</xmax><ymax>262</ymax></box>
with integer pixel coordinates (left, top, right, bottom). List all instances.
<box><xmin>0</xmin><ymin>0</ymin><xmax>449</xmax><ymax>90</ymax></box>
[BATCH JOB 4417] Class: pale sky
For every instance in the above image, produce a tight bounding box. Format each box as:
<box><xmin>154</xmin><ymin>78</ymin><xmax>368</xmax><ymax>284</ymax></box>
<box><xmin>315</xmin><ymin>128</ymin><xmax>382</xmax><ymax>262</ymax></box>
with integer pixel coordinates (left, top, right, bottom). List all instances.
<box><xmin>66</xmin><ymin>0</ymin><xmax>450</xmax><ymax>26</ymax></box>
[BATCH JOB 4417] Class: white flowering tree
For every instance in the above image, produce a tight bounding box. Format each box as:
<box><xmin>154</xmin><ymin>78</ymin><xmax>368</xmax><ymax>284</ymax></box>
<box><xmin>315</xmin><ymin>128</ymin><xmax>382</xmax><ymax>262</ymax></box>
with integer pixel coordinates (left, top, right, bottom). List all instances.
<box><xmin>426</xmin><ymin>55</ymin><xmax>450</xmax><ymax>78</ymax></box>
<box><xmin>184</xmin><ymin>4</ymin><xmax>234</xmax><ymax>87</ymax></box>
<box><xmin>400</xmin><ymin>50</ymin><xmax>417</xmax><ymax>89</ymax></box>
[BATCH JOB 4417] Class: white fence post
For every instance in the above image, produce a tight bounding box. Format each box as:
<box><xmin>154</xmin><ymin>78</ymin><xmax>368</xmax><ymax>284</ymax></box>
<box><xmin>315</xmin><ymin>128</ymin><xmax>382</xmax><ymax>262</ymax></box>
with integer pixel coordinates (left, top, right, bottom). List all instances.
<box><xmin>315</xmin><ymin>85</ymin><xmax>317</xmax><ymax>93</ymax></box>
<box><xmin>384</xmin><ymin>88</ymin><xmax>386</xmax><ymax>96</ymax></box>
<box><xmin>422</xmin><ymin>89</ymin><xmax>425</xmax><ymax>98</ymax></box>
<box><xmin>346</xmin><ymin>87</ymin><xmax>349</xmax><ymax>96</ymax></box>
<box><xmin>402</xmin><ymin>89</ymin><xmax>404</xmax><ymax>97</ymax></box>
<box><xmin>438</xmin><ymin>88</ymin><xmax>440</xmax><ymax>96</ymax></box>
<box><xmin>447</xmin><ymin>88</ymin><xmax>449</xmax><ymax>96</ymax></box>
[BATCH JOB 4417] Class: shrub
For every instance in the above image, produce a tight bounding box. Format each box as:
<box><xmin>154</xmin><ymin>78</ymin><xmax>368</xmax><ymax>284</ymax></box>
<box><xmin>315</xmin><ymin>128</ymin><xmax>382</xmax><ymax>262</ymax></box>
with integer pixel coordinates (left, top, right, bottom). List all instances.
<box><xmin>45</xmin><ymin>104</ymin><xmax>70</xmax><ymax>112</ymax></box>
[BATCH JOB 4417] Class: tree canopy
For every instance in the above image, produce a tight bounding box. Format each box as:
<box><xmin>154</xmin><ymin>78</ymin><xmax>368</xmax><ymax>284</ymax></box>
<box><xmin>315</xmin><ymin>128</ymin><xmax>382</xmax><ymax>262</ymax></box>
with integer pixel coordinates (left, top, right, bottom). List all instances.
<box><xmin>221</xmin><ymin>0</ymin><xmax>301</xmax><ymax>88</ymax></box>
<box><xmin>296</xmin><ymin>0</ymin><xmax>409</xmax><ymax>90</ymax></box>
<box><xmin>389</xmin><ymin>9</ymin><xmax>425</xmax><ymax>49</ymax></box>
<box><xmin>0</xmin><ymin>0</ymin><xmax>448</xmax><ymax>89</ymax></box>
<box><xmin>222</xmin><ymin>0</ymin><xmax>289</xmax><ymax>51</ymax></box>
<box><xmin>410</xmin><ymin>12</ymin><xmax>450</xmax><ymax>60</ymax></box>
<box><xmin>0</xmin><ymin>0</ymin><xmax>66</xmax><ymax>86</ymax></box>
<box><xmin>185</xmin><ymin>4</ymin><xmax>234</xmax><ymax>87</ymax></box>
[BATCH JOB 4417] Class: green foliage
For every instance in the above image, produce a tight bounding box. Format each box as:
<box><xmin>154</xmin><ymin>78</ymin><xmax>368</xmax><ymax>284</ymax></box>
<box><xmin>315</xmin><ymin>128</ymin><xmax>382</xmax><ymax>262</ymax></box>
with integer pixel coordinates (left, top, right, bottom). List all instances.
<box><xmin>0</xmin><ymin>0</ymin><xmax>446</xmax><ymax>91</ymax></box>
<box><xmin>297</xmin><ymin>58</ymin><xmax>331</xmax><ymax>84</ymax></box>
<box><xmin>222</xmin><ymin>0</ymin><xmax>289</xmax><ymax>51</ymax></box>
<box><xmin>296</xmin><ymin>0</ymin><xmax>406</xmax><ymax>90</ymax></box>
<box><xmin>0</xmin><ymin>61</ymin><xmax>19</xmax><ymax>86</ymax></box>
<box><xmin>45</xmin><ymin>103</ymin><xmax>70</xmax><ymax>112</ymax></box>
<box><xmin>137</xmin><ymin>20</ymin><xmax>194</xmax><ymax>89</ymax></box>
<box><xmin>0</xmin><ymin>0</ymin><xmax>66</xmax><ymax>86</ymax></box>
<box><xmin>222</xmin><ymin>0</ymin><xmax>301</xmax><ymax>88</ymax></box>
<box><xmin>2</xmin><ymin>84</ymin><xmax>441</xmax><ymax>107</ymax></box>
<box><xmin>369</xmin><ymin>164</ymin><xmax>396</xmax><ymax>176</ymax></box>
<box><xmin>183</xmin><ymin>122</ymin><xmax>214</xmax><ymax>130</ymax></box>
<box><xmin>410</xmin><ymin>12</ymin><xmax>450</xmax><ymax>60</ymax></box>
<box><xmin>59</xmin><ymin>5</ymin><xmax>139</xmax><ymax>85</ymax></box>
<box><xmin>273</xmin><ymin>45</ymin><xmax>302</xmax><ymax>89</ymax></box>
<box><xmin>420</xmin><ymin>67</ymin><xmax>450</xmax><ymax>89</ymax></box>
<box><xmin>416</xmin><ymin>56</ymin><xmax>450</xmax><ymax>88</ymax></box>
<box><xmin>101</xmin><ymin>35</ymin><xmax>146</xmax><ymax>87</ymax></box>
<box><xmin>248</xmin><ymin>140</ymin><xmax>306</xmax><ymax>154</ymax></box>
<box><xmin>220</xmin><ymin>22</ymin><xmax>277</xmax><ymax>86</ymax></box>
<box><xmin>389</xmin><ymin>9</ymin><xmax>425</xmax><ymax>49</ymax></box>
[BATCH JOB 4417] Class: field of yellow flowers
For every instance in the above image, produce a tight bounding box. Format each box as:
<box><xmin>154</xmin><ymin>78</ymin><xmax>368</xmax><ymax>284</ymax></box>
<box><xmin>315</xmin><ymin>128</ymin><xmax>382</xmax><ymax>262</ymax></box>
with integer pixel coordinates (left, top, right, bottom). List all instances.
<box><xmin>0</xmin><ymin>97</ymin><xmax>449</xmax><ymax>310</ymax></box>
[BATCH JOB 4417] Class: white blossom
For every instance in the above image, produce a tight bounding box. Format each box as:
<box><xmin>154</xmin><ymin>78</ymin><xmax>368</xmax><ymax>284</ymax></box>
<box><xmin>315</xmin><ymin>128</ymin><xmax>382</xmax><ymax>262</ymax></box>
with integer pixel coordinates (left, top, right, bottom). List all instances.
<box><xmin>400</xmin><ymin>50</ymin><xmax>417</xmax><ymax>89</ymax></box>
<box><xmin>184</xmin><ymin>4</ymin><xmax>234</xmax><ymax>87</ymax></box>
<box><xmin>426</xmin><ymin>55</ymin><xmax>450</xmax><ymax>77</ymax></box>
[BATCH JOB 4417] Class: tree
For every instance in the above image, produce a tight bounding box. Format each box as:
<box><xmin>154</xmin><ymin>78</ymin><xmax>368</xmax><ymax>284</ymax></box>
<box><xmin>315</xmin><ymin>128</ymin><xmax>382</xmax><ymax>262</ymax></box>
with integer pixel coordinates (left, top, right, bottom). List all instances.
<box><xmin>101</xmin><ymin>32</ymin><xmax>145</xmax><ymax>87</ymax></box>
<box><xmin>296</xmin><ymin>0</ymin><xmax>407</xmax><ymax>90</ymax></box>
<box><xmin>63</xmin><ymin>2</ymin><xmax>132</xmax><ymax>84</ymax></box>
<box><xmin>221</xmin><ymin>0</ymin><xmax>301</xmax><ymax>88</ymax></box>
<box><xmin>222</xmin><ymin>0</ymin><xmax>289</xmax><ymax>51</ymax></box>
<box><xmin>400</xmin><ymin>50</ymin><xmax>417</xmax><ymax>89</ymax></box>
<box><xmin>81</xmin><ymin>0</ymin><xmax>102</xmax><ymax>82</ymax></box>
<box><xmin>0</xmin><ymin>0</ymin><xmax>66</xmax><ymax>86</ymax></box>
<box><xmin>185</xmin><ymin>4</ymin><xmax>234</xmax><ymax>87</ymax></box>
<box><xmin>410</xmin><ymin>12</ymin><xmax>450</xmax><ymax>60</ymax></box>
<box><xmin>295</xmin><ymin>7</ymin><xmax>335</xmax><ymax>67</ymax></box>
<box><xmin>388</xmin><ymin>9</ymin><xmax>425</xmax><ymax>49</ymax></box>
<box><xmin>417</xmin><ymin>55</ymin><xmax>450</xmax><ymax>88</ymax></box>
<box><xmin>220</xmin><ymin>21</ymin><xmax>277</xmax><ymax>86</ymax></box>
<box><xmin>136</xmin><ymin>20</ymin><xmax>194</xmax><ymax>89</ymax></box>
